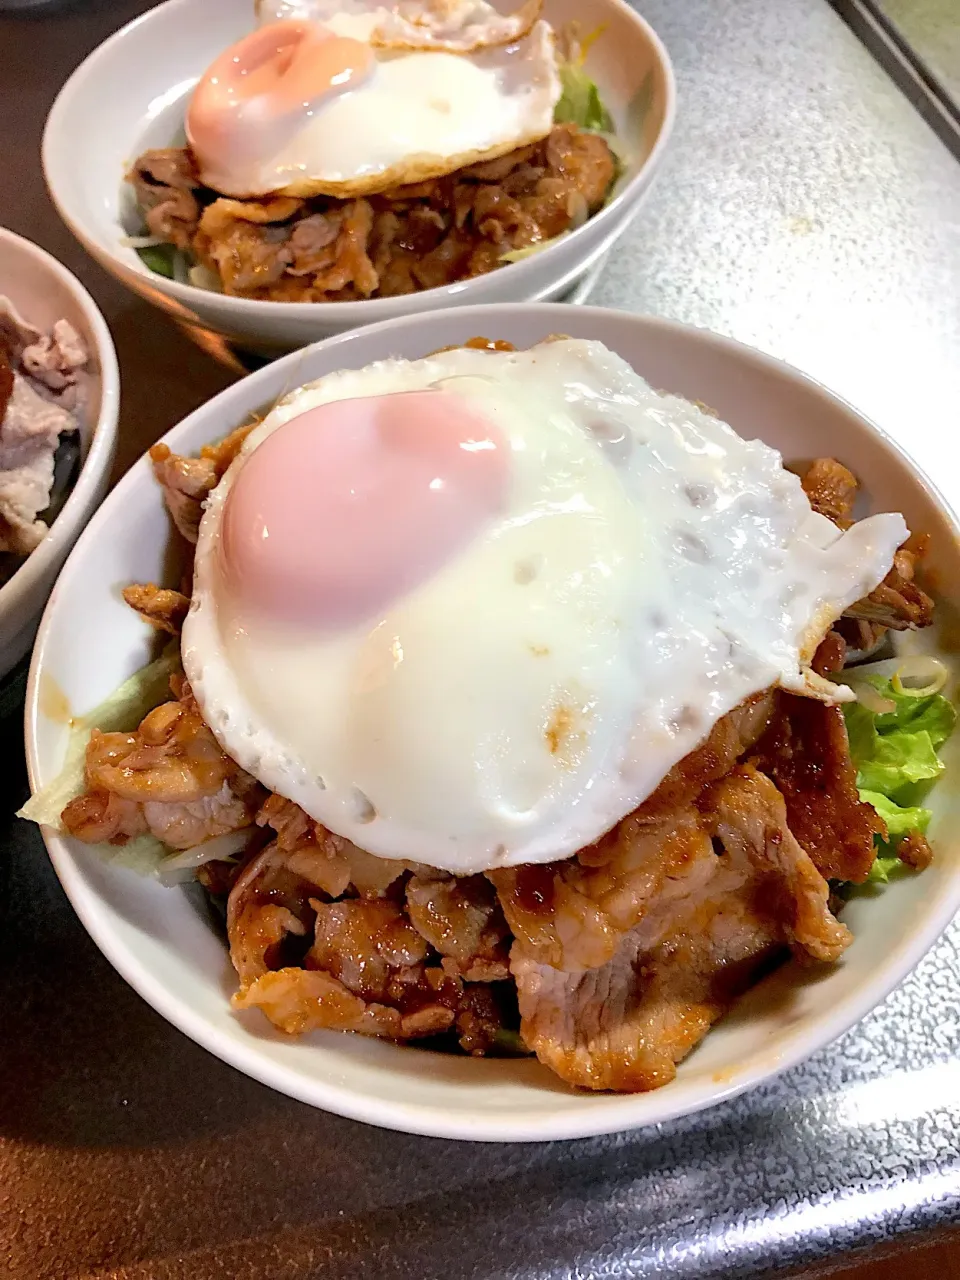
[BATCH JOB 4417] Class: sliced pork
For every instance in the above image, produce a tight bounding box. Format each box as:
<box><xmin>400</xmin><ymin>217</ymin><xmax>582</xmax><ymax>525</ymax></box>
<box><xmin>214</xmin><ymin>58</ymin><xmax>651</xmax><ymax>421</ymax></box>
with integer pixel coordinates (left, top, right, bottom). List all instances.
<box><xmin>751</xmin><ymin>691</ymin><xmax>883</xmax><ymax>883</ymax></box>
<box><xmin>0</xmin><ymin>297</ymin><xmax>88</xmax><ymax>557</ymax></box>
<box><xmin>510</xmin><ymin>768</ymin><xmax>850</xmax><ymax>1091</ymax></box>
<box><xmin>129</xmin><ymin>125</ymin><xmax>615</xmax><ymax>301</ymax></box>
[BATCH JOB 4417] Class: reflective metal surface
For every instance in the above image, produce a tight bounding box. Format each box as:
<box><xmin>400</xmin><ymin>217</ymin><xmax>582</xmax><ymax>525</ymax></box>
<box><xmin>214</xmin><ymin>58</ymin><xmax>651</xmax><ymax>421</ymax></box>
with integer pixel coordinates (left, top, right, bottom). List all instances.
<box><xmin>876</xmin><ymin>0</ymin><xmax>960</xmax><ymax>106</ymax></box>
<box><xmin>829</xmin><ymin>0</ymin><xmax>960</xmax><ymax>159</ymax></box>
<box><xmin>2</xmin><ymin>0</ymin><xmax>960</xmax><ymax>1275</ymax></box>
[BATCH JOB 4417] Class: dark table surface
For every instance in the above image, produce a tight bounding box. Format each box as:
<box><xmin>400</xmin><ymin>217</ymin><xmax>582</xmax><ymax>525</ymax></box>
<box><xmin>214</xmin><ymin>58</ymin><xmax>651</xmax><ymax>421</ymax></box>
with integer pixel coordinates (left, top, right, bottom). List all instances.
<box><xmin>3</xmin><ymin>1</ymin><xmax>960</xmax><ymax>1278</ymax></box>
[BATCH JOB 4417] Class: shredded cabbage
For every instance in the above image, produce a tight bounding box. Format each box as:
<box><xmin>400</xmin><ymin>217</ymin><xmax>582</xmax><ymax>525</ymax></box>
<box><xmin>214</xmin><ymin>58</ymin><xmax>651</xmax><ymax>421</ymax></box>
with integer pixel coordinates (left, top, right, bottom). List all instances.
<box><xmin>843</xmin><ymin>673</ymin><xmax>956</xmax><ymax>883</ymax></box>
<box><xmin>121</xmin><ymin>234</ymin><xmax>165</xmax><ymax>249</ymax></box>
<box><xmin>18</xmin><ymin>645</ymin><xmax>182</xmax><ymax>874</ymax></box>
<box><xmin>156</xmin><ymin>831</ymin><xmax>252</xmax><ymax>886</ymax></box>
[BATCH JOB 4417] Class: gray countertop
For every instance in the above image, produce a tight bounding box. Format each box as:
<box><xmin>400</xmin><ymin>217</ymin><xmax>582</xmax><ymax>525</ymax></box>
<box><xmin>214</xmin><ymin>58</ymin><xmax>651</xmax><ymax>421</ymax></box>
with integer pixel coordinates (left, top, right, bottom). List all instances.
<box><xmin>2</xmin><ymin>1</ymin><xmax>960</xmax><ymax>1277</ymax></box>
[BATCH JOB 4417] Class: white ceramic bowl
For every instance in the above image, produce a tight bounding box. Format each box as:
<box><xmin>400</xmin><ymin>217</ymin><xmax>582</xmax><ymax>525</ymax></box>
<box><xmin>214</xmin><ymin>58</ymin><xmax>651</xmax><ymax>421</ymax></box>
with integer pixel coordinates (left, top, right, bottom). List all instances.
<box><xmin>25</xmin><ymin>304</ymin><xmax>960</xmax><ymax>1141</ymax></box>
<box><xmin>0</xmin><ymin>226</ymin><xmax>119</xmax><ymax>681</ymax></box>
<box><xmin>41</xmin><ymin>0</ymin><xmax>674</xmax><ymax>353</ymax></box>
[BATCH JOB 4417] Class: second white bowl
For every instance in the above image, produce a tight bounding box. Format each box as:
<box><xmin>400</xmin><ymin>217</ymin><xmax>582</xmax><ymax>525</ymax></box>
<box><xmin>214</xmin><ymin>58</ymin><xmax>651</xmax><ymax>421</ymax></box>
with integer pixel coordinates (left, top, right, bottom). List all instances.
<box><xmin>0</xmin><ymin>226</ymin><xmax>119</xmax><ymax>680</ymax></box>
<box><xmin>42</xmin><ymin>0</ymin><xmax>675</xmax><ymax>352</ymax></box>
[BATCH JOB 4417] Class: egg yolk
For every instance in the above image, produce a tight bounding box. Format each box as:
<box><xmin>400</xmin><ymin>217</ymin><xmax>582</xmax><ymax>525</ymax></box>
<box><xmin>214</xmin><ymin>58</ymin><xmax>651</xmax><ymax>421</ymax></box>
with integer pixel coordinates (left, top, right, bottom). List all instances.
<box><xmin>186</xmin><ymin>20</ymin><xmax>374</xmax><ymax>185</ymax></box>
<box><xmin>220</xmin><ymin>390</ymin><xmax>509</xmax><ymax>628</ymax></box>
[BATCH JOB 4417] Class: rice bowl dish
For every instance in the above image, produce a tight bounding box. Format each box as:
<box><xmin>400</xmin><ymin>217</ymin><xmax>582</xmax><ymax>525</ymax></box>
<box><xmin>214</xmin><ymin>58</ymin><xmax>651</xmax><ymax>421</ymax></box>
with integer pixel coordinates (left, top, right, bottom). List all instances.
<box><xmin>23</xmin><ymin>320</ymin><xmax>957</xmax><ymax>1098</ymax></box>
<box><xmin>126</xmin><ymin>1</ymin><xmax>624</xmax><ymax>302</ymax></box>
<box><xmin>42</xmin><ymin>0</ymin><xmax>674</xmax><ymax>349</ymax></box>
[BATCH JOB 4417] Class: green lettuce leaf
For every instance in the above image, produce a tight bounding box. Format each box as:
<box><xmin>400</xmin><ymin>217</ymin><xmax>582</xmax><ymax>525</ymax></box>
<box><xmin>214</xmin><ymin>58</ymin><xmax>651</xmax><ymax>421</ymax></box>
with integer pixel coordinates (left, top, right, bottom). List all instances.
<box><xmin>856</xmin><ymin>728</ymin><xmax>943</xmax><ymax>796</ymax></box>
<box><xmin>842</xmin><ymin>674</ymin><xmax>955</xmax><ymax>881</ymax></box>
<box><xmin>843</xmin><ymin>701</ymin><xmax>879</xmax><ymax>768</ymax></box>
<box><xmin>492</xmin><ymin>1028</ymin><xmax>530</xmax><ymax>1056</ymax></box>
<box><xmin>136</xmin><ymin>243</ymin><xmax>178</xmax><ymax>279</ymax></box>
<box><xmin>863</xmin><ymin>674</ymin><xmax>956</xmax><ymax>747</ymax></box>
<box><xmin>554</xmin><ymin>61</ymin><xmax>615</xmax><ymax>132</ymax></box>
<box><xmin>857</xmin><ymin>789</ymin><xmax>931</xmax><ymax>838</ymax></box>
<box><xmin>865</xmin><ymin>850</ymin><xmax>903</xmax><ymax>885</ymax></box>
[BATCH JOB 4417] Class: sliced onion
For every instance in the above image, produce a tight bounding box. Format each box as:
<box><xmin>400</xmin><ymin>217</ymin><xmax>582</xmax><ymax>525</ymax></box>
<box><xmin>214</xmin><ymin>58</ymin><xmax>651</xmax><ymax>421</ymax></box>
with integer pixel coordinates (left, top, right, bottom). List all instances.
<box><xmin>849</xmin><ymin>654</ymin><xmax>950</xmax><ymax>700</ymax></box>
<box><xmin>499</xmin><ymin>232</ymin><xmax>569</xmax><ymax>264</ymax></box>
<box><xmin>891</xmin><ymin>655</ymin><xmax>948</xmax><ymax>697</ymax></box>
<box><xmin>845</xmin><ymin>657</ymin><xmax>903</xmax><ymax>681</ymax></box>
<box><xmin>156</xmin><ymin>829</ymin><xmax>253</xmax><ymax>886</ymax></box>
<box><xmin>188</xmin><ymin>264</ymin><xmax>222</xmax><ymax>293</ymax></box>
<box><xmin>120</xmin><ymin>234</ymin><xmax>165</xmax><ymax>248</ymax></box>
<box><xmin>596</xmin><ymin>130</ymin><xmax>630</xmax><ymax>168</ymax></box>
<box><xmin>847</xmin><ymin>680</ymin><xmax>897</xmax><ymax>715</ymax></box>
<box><xmin>565</xmin><ymin>190</ymin><xmax>589</xmax><ymax>230</ymax></box>
<box><xmin>171</xmin><ymin>251</ymin><xmax>191</xmax><ymax>287</ymax></box>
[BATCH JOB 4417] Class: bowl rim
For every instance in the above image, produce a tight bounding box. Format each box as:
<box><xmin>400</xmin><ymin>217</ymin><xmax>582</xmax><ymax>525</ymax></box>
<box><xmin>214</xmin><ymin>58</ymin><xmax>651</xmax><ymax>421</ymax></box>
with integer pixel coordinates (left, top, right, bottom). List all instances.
<box><xmin>0</xmin><ymin>225</ymin><xmax>120</xmax><ymax>620</ymax></box>
<box><xmin>25</xmin><ymin>302</ymin><xmax>960</xmax><ymax>1142</ymax></box>
<box><xmin>40</xmin><ymin>0</ymin><xmax>677</xmax><ymax>321</ymax></box>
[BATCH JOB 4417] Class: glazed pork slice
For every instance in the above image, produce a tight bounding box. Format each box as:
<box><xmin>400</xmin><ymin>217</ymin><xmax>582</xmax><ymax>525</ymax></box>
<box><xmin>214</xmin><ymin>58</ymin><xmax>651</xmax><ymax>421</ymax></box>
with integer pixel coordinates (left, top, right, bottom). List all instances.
<box><xmin>122</xmin><ymin>583</ymin><xmax>191</xmax><ymax>635</ymax></box>
<box><xmin>149</xmin><ymin>421</ymin><xmax>255</xmax><ymax>544</ymax></box>
<box><xmin>490</xmin><ymin>691</ymin><xmax>777</xmax><ymax>975</ymax></box>
<box><xmin>800</xmin><ymin>458</ymin><xmax>934</xmax><ymax>632</ymax></box>
<box><xmin>844</xmin><ymin>535</ymin><xmax>934</xmax><ymax>631</ymax></box>
<box><xmin>60</xmin><ymin>674</ymin><xmax>264</xmax><ymax>848</ymax></box>
<box><xmin>228</xmin><ymin>841</ymin><xmax>509</xmax><ymax>1051</ymax></box>
<box><xmin>509</xmin><ymin>768</ymin><xmax>851</xmax><ymax>1092</ymax></box>
<box><xmin>405</xmin><ymin>873</ymin><xmax>511</xmax><ymax>981</ymax></box>
<box><xmin>130</xmin><ymin>126</ymin><xmax>615</xmax><ymax>302</ymax></box>
<box><xmin>801</xmin><ymin>457</ymin><xmax>858</xmax><ymax>528</ymax></box>
<box><xmin>750</xmin><ymin>690</ymin><xmax>884</xmax><ymax>883</ymax></box>
<box><xmin>127</xmin><ymin>148</ymin><xmax>204</xmax><ymax>250</ymax></box>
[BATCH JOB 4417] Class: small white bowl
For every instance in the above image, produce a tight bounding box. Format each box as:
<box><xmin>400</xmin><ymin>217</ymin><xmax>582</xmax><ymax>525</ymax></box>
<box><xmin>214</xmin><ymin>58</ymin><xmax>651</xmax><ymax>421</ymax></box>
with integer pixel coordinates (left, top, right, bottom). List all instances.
<box><xmin>41</xmin><ymin>0</ymin><xmax>674</xmax><ymax>353</ymax></box>
<box><xmin>0</xmin><ymin>227</ymin><xmax>119</xmax><ymax>681</ymax></box>
<box><xmin>25</xmin><ymin>304</ymin><xmax>960</xmax><ymax>1141</ymax></box>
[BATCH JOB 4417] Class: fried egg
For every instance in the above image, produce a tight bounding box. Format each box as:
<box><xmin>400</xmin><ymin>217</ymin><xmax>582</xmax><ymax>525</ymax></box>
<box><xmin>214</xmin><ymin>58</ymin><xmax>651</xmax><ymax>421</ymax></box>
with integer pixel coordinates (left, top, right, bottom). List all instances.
<box><xmin>186</xmin><ymin>0</ymin><xmax>560</xmax><ymax>199</ymax></box>
<box><xmin>182</xmin><ymin>339</ymin><xmax>907</xmax><ymax>875</ymax></box>
<box><xmin>257</xmin><ymin>0</ymin><xmax>545</xmax><ymax>52</ymax></box>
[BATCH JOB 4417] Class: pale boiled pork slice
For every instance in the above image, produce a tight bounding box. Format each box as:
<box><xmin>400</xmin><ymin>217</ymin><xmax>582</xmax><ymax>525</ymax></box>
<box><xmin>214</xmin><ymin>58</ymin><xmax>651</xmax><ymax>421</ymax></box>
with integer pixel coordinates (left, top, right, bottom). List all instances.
<box><xmin>510</xmin><ymin>768</ymin><xmax>851</xmax><ymax>1092</ymax></box>
<box><xmin>21</xmin><ymin>318</ymin><xmax>89</xmax><ymax>407</ymax></box>
<box><xmin>0</xmin><ymin>294</ymin><xmax>41</xmax><ymax>361</ymax></box>
<box><xmin>0</xmin><ymin>297</ymin><xmax>90</xmax><ymax>553</ymax></box>
<box><xmin>0</xmin><ymin>373</ymin><xmax>76</xmax><ymax>554</ymax></box>
<box><xmin>0</xmin><ymin>295</ymin><xmax>86</xmax><ymax>402</ymax></box>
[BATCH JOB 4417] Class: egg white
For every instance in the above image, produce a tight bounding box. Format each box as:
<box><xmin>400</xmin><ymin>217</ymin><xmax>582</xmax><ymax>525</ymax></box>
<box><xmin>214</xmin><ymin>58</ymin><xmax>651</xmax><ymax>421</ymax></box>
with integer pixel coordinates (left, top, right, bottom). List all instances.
<box><xmin>258</xmin><ymin>0</ymin><xmax>544</xmax><ymax>52</ymax></box>
<box><xmin>182</xmin><ymin>340</ymin><xmax>907</xmax><ymax>874</ymax></box>
<box><xmin>196</xmin><ymin>16</ymin><xmax>560</xmax><ymax>198</ymax></box>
